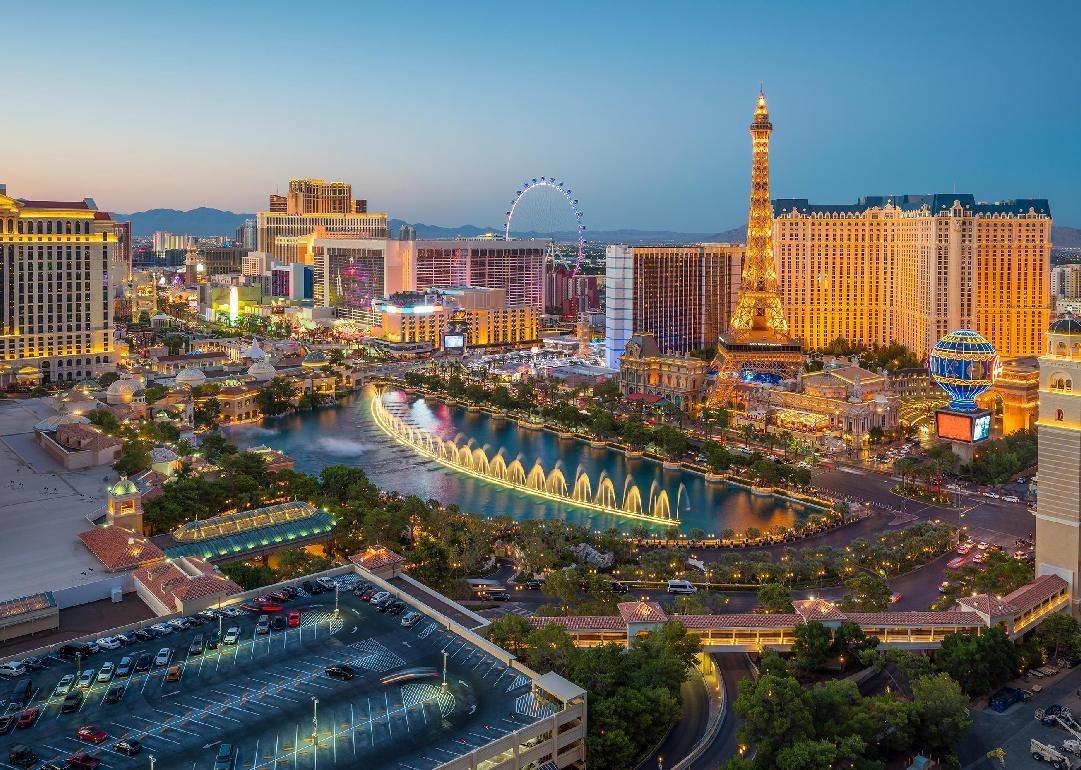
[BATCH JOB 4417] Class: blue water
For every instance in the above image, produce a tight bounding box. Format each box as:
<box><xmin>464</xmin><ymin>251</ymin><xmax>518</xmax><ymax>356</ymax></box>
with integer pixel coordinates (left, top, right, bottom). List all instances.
<box><xmin>227</xmin><ymin>385</ymin><xmax>809</xmax><ymax>534</ymax></box>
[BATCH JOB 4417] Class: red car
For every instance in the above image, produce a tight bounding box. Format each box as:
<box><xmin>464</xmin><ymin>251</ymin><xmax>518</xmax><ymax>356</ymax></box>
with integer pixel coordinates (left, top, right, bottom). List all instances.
<box><xmin>65</xmin><ymin>750</ymin><xmax>101</xmax><ymax>769</ymax></box>
<box><xmin>75</xmin><ymin>725</ymin><xmax>108</xmax><ymax>744</ymax></box>
<box><xmin>15</xmin><ymin>707</ymin><xmax>40</xmax><ymax>728</ymax></box>
<box><xmin>287</xmin><ymin>611</ymin><xmax>301</xmax><ymax>627</ymax></box>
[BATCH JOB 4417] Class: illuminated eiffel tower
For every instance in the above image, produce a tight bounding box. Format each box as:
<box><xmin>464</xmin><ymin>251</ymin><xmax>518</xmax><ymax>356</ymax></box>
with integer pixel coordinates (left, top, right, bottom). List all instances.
<box><xmin>708</xmin><ymin>91</ymin><xmax>803</xmax><ymax>407</ymax></box>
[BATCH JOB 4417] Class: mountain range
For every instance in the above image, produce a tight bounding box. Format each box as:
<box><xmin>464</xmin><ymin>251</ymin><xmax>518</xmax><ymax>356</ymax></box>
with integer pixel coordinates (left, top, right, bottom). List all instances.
<box><xmin>115</xmin><ymin>207</ymin><xmax>1081</xmax><ymax>248</ymax></box>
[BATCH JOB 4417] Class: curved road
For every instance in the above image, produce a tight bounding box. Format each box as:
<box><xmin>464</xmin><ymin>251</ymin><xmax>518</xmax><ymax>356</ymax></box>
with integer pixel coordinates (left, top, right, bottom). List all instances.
<box><xmin>690</xmin><ymin>654</ymin><xmax>756</xmax><ymax>770</ymax></box>
<box><xmin>642</xmin><ymin>673</ymin><xmax>709</xmax><ymax>770</ymax></box>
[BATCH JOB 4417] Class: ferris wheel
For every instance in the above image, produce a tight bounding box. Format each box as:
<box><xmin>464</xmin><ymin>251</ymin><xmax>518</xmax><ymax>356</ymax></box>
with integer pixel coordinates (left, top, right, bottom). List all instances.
<box><xmin>504</xmin><ymin>177</ymin><xmax>585</xmax><ymax>276</ymax></box>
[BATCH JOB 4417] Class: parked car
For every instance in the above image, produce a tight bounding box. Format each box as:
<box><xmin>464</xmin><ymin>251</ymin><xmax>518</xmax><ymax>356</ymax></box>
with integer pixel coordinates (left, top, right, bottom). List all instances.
<box><xmin>22</xmin><ymin>656</ymin><xmax>47</xmax><ymax>671</ymax></box>
<box><xmin>206</xmin><ymin>632</ymin><xmax>219</xmax><ymax>650</ymax></box>
<box><xmin>164</xmin><ymin>666</ymin><xmax>182</xmax><ymax>683</ymax></box>
<box><xmin>116</xmin><ymin>633</ymin><xmax>138</xmax><ymax>646</ymax></box>
<box><xmin>95</xmin><ymin>637</ymin><xmax>121</xmax><ymax>651</ymax></box>
<box><xmin>133</xmin><ymin>629</ymin><xmax>156</xmax><ymax>641</ymax></box>
<box><xmin>359</xmin><ymin>588</ymin><xmax>377</xmax><ymax>601</ymax></box>
<box><xmin>103</xmin><ymin>685</ymin><xmax>124</xmax><ymax>705</ymax></box>
<box><xmin>666</xmin><ymin>580</ymin><xmax>698</xmax><ymax>594</ymax></box>
<box><xmin>270</xmin><ymin>615</ymin><xmax>286</xmax><ymax>632</ymax></box>
<box><xmin>189</xmin><ymin>635</ymin><xmax>204</xmax><ymax>656</ymax></box>
<box><xmin>75</xmin><ymin>670</ymin><xmax>96</xmax><ymax>690</ymax></box>
<box><xmin>134</xmin><ymin>654</ymin><xmax>152</xmax><ymax>673</ymax></box>
<box><xmin>96</xmin><ymin>663</ymin><xmax>115</xmax><ymax>683</ymax></box>
<box><xmin>255</xmin><ymin>616</ymin><xmax>270</xmax><ymax>635</ymax></box>
<box><xmin>149</xmin><ymin>624</ymin><xmax>172</xmax><ymax>636</ymax></box>
<box><xmin>60</xmin><ymin>691</ymin><xmax>83</xmax><ymax>713</ymax></box>
<box><xmin>115</xmin><ymin>657</ymin><xmax>133</xmax><ymax>678</ymax></box>
<box><xmin>113</xmin><ymin>740</ymin><xmax>141</xmax><ymax>756</ymax></box>
<box><xmin>303</xmin><ymin>581</ymin><xmax>324</xmax><ymax>595</ymax></box>
<box><xmin>167</xmin><ymin>619</ymin><xmax>190</xmax><ymax>631</ymax></box>
<box><xmin>0</xmin><ymin>662</ymin><xmax>28</xmax><ymax>678</ymax></box>
<box><xmin>401</xmin><ymin>612</ymin><xmax>421</xmax><ymax>628</ymax></box>
<box><xmin>53</xmin><ymin>674</ymin><xmax>75</xmax><ymax>697</ymax></box>
<box><xmin>287</xmin><ymin>612</ymin><xmax>301</xmax><ymax>628</ymax></box>
<box><xmin>153</xmin><ymin>648</ymin><xmax>172</xmax><ymax>668</ymax></box>
<box><xmin>7</xmin><ymin>745</ymin><xmax>38</xmax><ymax>768</ymax></box>
<box><xmin>65</xmin><ymin>749</ymin><xmax>101</xmax><ymax>769</ymax></box>
<box><xmin>75</xmin><ymin>726</ymin><xmax>108</xmax><ymax>744</ymax></box>
<box><xmin>223</xmin><ymin>627</ymin><xmax>241</xmax><ymax>645</ymax></box>
<box><xmin>324</xmin><ymin>665</ymin><xmax>356</xmax><ymax>681</ymax></box>
<box><xmin>387</xmin><ymin>601</ymin><xmax>406</xmax><ymax>615</ymax></box>
<box><xmin>15</xmin><ymin>708</ymin><xmax>39</xmax><ymax>728</ymax></box>
<box><xmin>214</xmin><ymin>743</ymin><xmax>235</xmax><ymax>770</ymax></box>
<box><xmin>57</xmin><ymin>643</ymin><xmax>92</xmax><ymax>660</ymax></box>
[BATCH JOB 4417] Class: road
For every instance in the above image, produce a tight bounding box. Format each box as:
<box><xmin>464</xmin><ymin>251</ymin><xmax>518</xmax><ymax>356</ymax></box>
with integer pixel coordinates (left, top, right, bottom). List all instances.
<box><xmin>642</xmin><ymin>673</ymin><xmax>708</xmax><ymax>770</ymax></box>
<box><xmin>689</xmin><ymin>654</ymin><xmax>755</xmax><ymax>770</ymax></box>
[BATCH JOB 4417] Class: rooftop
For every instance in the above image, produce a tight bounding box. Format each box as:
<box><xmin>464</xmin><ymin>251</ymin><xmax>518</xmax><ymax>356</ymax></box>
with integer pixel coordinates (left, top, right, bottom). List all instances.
<box><xmin>774</xmin><ymin>194</ymin><xmax>1051</xmax><ymax>217</ymax></box>
<box><xmin>78</xmin><ymin>527</ymin><xmax>165</xmax><ymax>572</ymax></box>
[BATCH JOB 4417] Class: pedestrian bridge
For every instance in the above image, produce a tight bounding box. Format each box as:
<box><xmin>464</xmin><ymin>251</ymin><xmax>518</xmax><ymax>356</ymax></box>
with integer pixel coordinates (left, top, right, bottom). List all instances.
<box><xmin>529</xmin><ymin>574</ymin><xmax>1070</xmax><ymax>652</ymax></box>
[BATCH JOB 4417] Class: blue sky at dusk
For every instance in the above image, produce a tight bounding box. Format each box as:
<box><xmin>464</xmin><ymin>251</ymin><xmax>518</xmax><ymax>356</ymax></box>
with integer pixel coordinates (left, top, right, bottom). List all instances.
<box><xmin>5</xmin><ymin>1</ymin><xmax>1080</xmax><ymax>229</ymax></box>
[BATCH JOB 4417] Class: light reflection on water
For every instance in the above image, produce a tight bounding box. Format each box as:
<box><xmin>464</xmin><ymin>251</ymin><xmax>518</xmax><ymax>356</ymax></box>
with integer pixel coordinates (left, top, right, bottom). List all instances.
<box><xmin>228</xmin><ymin>385</ymin><xmax>809</xmax><ymax>534</ymax></box>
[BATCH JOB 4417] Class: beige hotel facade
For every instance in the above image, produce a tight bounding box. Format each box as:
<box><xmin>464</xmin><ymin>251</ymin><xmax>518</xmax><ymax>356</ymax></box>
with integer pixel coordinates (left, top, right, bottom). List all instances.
<box><xmin>773</xmin><ymin>194</ymin><xmax>1050</xmax><ymax>360</ymax></box>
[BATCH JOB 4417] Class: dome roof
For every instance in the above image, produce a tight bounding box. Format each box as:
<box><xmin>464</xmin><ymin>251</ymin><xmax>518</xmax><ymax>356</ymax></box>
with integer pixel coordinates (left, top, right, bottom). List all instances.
<box><xmin>109</xmin><ymin>476</ymin><xmax>138</xmax><ymax>497</ymax></box>
<box><xmin>106</xmin><ymin>377</ymin><xmax>142</xmax><ymax>398</ymax></box>
<box><xmin>928</xmin><ymin>329</ymin><xmax>1000</xmax><ymax>411</ymax></box>
<box><xmin>1050</xmin><ymin>317</ymin><xmax>1081</xmax><ymax>335</ymax></box>
<box><xmin>247</xmin><ymin>360</ymin><xmax>277</xmax><ymax>381</ymax></box>
<box><xmin>174</xmin><ymin>367</ymin><xmax>207</xmax><ymax>387</ymax></box>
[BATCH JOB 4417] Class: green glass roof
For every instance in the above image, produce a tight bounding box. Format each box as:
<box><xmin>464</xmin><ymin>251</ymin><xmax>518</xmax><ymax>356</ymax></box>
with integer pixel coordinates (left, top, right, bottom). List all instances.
<box><xmin>165</xmin><ymin>508</ymin><xmax>335</xmax><ymax>560</ymax></box>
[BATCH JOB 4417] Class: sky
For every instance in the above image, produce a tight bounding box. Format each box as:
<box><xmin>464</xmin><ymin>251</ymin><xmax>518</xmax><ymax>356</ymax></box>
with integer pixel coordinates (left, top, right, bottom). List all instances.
<box><xmin>4</xmin><ymin>1</ymin><xmax>1081</xmax><ymax>230</ymax></box>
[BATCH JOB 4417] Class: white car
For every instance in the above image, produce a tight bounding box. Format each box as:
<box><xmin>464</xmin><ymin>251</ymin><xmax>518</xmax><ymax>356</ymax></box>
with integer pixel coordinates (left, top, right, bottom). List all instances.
<box><xmin>222</xmin><ymin>627</ymin><xmax>241</xmax><ymax>645</ymax></box>
<box><xmin>96</xmin><ymin>662</ymin><xmax>115</xmax><ymax>683</ymax></box>
<box><xmin>316</xmin><ymin>577</ymin><xmax>337</xmax><ymax>590</ymax></box>
<box><xmin>1004</xmin><ymin>495</ymin><xmax>1021</xmax><ymax>503</ymax></box>
<box><xmin>76</xmin><ymin>669</ymin><xmax>96</xmax><ymax>689</ymax></box>
<box><xmin>150</xmin><ymin>623</ymin><xmax>173</xmax><ymax>635</ymax></box>
<box><xmin>96</xmin><ymin>636</ymin><xmax>122</xmax><ymax>650</ymax></box>
<box><xmin>53</xmin><ymin>673</ymin><xmax>75</xmax><ymax>697</ymax></box>
<box><xmin>168</xmin><ymin>618</ymin><xmax>190</xmax><ymax>631</ymax></box>
<box><xmin>154</xmin><ymin>648</ymin><xmax>172</xmax><ymax>667</ymax></box>
<box><xmin>0</xmin><ymin>661</ymin><xmax>28</xmax><ymax>678</ymax></box>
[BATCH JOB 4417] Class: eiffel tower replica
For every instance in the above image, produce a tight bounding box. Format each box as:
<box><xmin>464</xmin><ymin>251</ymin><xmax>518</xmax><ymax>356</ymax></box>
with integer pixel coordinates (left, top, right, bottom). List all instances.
<box><xmin>708</xmin><ymin>91</ymin><xmax>803</xmax><ymax>407</ymax></box>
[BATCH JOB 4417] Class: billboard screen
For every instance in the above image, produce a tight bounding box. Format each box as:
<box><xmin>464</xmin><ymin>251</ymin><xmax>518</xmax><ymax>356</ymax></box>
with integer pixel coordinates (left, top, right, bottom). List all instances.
<box><xmin>444</xmin><ymin>335</ymin><xmax>465</xmax><ymax>349</ymax></box>
<box><xmin>973</xmin><ymin>413</ymin><xmax>991</xmax><ymax>442</ymax></box>
<box><xmin>936</xmin><ymin>411</ymin><xmax>974</xmax><ymax>442</ymax></box>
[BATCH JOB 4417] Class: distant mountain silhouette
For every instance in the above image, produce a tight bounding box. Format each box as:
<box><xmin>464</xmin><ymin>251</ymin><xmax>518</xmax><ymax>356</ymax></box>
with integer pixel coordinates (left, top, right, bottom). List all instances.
<box><xmin>115</xmin><ymin>207</ymin><xmax>1079</xmax><ymax>249</ymax></box>
<box><xmin>117</xmin><ymin>208</ymin><xmax>255</xmax><ymax>237</ymax></box>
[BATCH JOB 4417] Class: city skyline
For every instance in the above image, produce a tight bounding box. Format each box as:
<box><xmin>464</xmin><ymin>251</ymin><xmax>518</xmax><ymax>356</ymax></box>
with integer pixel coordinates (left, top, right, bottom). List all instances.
<box><xmin>6</xmin><ymin>1</ymin><xmax>1081</xmax><ymax>229</ymax></box>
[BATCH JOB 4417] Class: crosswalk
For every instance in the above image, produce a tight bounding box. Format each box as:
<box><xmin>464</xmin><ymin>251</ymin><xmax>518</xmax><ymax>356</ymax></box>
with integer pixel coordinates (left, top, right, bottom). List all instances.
<box><xmin>515</xmin><ymin>692</ymin><xmax>557</xmax><ymax>720</ymax></box>
<box><xmin>348</xmin><ymin>639</ymin><xmax>406</xmax><ymax>672</ymax></box>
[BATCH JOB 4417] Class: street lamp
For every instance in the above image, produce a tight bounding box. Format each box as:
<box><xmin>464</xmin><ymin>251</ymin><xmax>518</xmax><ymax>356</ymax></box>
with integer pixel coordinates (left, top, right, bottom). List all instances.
<box><xmin>442</xmin><ymin>650</ymin><xmax>448</xmax><ymax>690</ymax></box>
<box><xmin>149</xmin><ymin>756</ymin><xmax>156</xmax><ymax>770</ymax></box>
<box><xmin>312</xmin><ymin>696</ymin><xmax>319</xmax><ymax>748</ymax></box>
<box><xmin>334</xmin><ymin>584</ymin><xmax>340</xmax><ymax>618</ymax></box>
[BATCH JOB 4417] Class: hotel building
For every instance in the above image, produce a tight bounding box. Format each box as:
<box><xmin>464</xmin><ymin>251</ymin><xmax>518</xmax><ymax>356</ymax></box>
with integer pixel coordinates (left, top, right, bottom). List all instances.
<box><xmin>605</xmin><ymin>243</ymin><xmax>744</xmax><ymax>368</ymax></box>
<box><xmin>375</xmin><ymin>287</ymin><xmax>538</xmax><ymax>353</ymax></box>
<box><xmin>773</xmin><ymin>194</ymin><xmax>1051</xmax><ymax>359</ymax></box>
<box><xmin>0</xmin><ymin>185</ymin><xmax>118</xmax><ymax>383</ymax></box>
<box><xmin>413</xmin><ymin>240</ymin><xmax>546</xmax><ymax>312</ymax></box>
<box><xmin>257</xmin><ymin>178</ymin><xmax>388</xmax><ymax>264</ymax></box>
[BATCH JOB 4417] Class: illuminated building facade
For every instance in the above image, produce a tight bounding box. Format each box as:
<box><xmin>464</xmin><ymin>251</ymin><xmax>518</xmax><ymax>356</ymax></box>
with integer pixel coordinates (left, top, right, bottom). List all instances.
<box><xmin>774</xmin><ymin>194</ymin><xmax>1051</xmax><ymax>359</ymax></box>
<box><xmin>185</xmin><ymin>246</ymin><xmax>247</xmax><ymax>283</ymax></box>
<box><xmin>982</xmin><ymin>356</ymin><xmax>1040</xmax><ymax>435</ymax></box>
<box><xmin>709</xmin><ymin>92</ymin><xmax>802</xmax><ymax>405</ymax></box>
<box><xmin>1052</xmin><ymin>264</ymin><xmax>1081</xmax><ymax>302</ymax></box>
<box><xmin>618</xmin><ymin>332</ymin><xmax>708</xmax><ymax>413</ymax></box>
<box><xmin>604</xmin><ymin>243</ymin><xmax>743</xmax><ymax>369</ymax></box>
<box><xmin>312</xmin><ymin>239</ymin><xmax>406</xmax><ymax>329</ymax></box>
<box><xmin>546</xmin><ymin>264</ymin><xmax>601</xmax><ymax>314</ymax></box>
<box><xmin>0</xmin><ymin>187</ymin><xmax>118</xmax><ymax>383</ymax></box>
<box><xmin>413</xmin><ymin>240</ymin><xmax>546</xmax><ymax>312</ymax></box>
<box><xmin>1035</xmin><ymin>317</ymin><xmax>1081</xmax><ymax>611</ymax></box>
<box><xmin>257</xmin><ymin>179</ymin><xmax>388</xmax><ymax>264</ymax></box>
<box><xmin>375</xmin><ymin>287</ymin><xmax>538</xmax><ymax>352</ymax></box>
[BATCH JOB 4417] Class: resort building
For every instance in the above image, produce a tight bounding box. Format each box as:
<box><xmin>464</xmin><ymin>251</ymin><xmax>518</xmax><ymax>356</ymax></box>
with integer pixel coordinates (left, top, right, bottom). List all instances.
<box><xmin>0</xmin><ymin>186</ymin><xmax>119</xmax><ymax>382</ymax></box>
<box><xmin>605</xmin><ymin>243</ymin><xmax>744</xmax><ymax>368</ymax></box>
<box><xmin>1035</xmin><ymin>315</ymin><xmax>1081</xmax><ymax>609</ymax></box>
<box><xmin>214</xmin><ymin>383</ymin><xmax>262</xmax><ymax>424</ymax></box>
<box><xmin>257</xmin><ymin>179</ymin><xmax>388</xmax><ymax>264</ymax></box>
<box><xmin>982</xmin><ymin>356</ymin><xmax>1040</xmax><ymax>435</ymax></box>
<box><xmin>412</xmin><ymin>239</ymin><xmax>547</xmax><ymax>313</ymax></box>
<box><xmin>617</xmin><ymin>332</ymin><xmax>708</xmax><ymax>413</ymax></box>
<box><xmin>311</xmin><ymin>238</ymin><xmax>410</xmax><ymax>328</ymax></box>
<box><xmin>773</xmin><ymin>194</ymin><xmax>1051</xmax><ymax>359</ymax></box>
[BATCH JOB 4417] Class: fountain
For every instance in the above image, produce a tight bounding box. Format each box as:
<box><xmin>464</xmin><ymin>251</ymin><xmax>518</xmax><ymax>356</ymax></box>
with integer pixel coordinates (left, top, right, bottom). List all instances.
<box><xmin>370</xmin><ymin>395</ymin><xmax>680</xmax><ymax>526</ymax></box>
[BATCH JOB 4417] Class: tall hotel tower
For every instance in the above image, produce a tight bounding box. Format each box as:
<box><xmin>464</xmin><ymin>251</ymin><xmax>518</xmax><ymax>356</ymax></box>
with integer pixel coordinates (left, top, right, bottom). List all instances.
<box><xmin>0</xmin><ymin>187</ymin><xmax>118</xmax><ymax>384</ymax></box>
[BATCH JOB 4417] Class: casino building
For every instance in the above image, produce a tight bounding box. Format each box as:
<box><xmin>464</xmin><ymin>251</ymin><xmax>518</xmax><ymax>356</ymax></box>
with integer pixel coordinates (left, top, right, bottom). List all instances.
<box><xmin>773</xmin><ymin>194</ymin><xmax>1051</xmax><ymax>359</ymax></box>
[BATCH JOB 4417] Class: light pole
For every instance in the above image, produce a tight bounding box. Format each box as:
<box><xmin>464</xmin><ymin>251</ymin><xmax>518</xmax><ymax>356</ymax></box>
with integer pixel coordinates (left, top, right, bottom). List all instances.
<box><xmin>312</xmin><ymin>696</ymin><xmax>319</xmax><ymax>755</ymax></box>
<box><xmin>149</xmin><ymin>756</ymin><xmax>156</xmax><ymax>770</ymax></box>
<box><xmin>442</xmin><ymin>650</ymin><xmax>448</xmax><ymax>690</ymax></box>
<box><xmin>334</xmin><ymin>584</ymin><xmax>340</xmax><ymax>618</ymax></box>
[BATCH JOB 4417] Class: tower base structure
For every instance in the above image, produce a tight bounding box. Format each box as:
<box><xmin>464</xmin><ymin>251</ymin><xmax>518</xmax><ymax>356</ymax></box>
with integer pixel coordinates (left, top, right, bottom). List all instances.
<box><xmin>708</xmin><ymin>330</ymin><xmax>803</xmax><ymax>407</ymax></box>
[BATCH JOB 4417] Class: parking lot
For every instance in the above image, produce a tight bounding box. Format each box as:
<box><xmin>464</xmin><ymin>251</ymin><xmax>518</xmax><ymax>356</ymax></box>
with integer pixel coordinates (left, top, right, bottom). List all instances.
<box><xmin>0</xmin><ymin>575</ymin><xmax>552</xmax><ymax>770</ymax></box>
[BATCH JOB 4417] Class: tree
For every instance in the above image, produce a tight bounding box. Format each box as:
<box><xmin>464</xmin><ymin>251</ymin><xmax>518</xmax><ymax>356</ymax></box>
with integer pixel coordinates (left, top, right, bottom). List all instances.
<box><xmin>1034</xmin><ymin>613</ymin><xmax>1081</xmax><ymax>662</ymax></box>
<box><xmin>621</xmin><ymin>416</ymin><xmax>652</xmax><ymax>449</ymax></box>
<box><xmin>523</xmin><ymin>624</ymin><xmax>576</xmax><ymax>674</ymax></box>
<box><xmin>839</xmin><ymin>573</ymin><xmax>892</xmax><ymax>612</ymax></box>
<box><xmin>935</xmin><ymin>628</ymin><xmax>1019</xmax><ymax>695</ymax></box>
<box><xmin>756</xmin><ymin>583</ymin><xmax>793</xmax><ymax>613</ymax></box>
<box><xmin>255</xmin><ymin>377</ymin><xmax>296</xmax><ymax>416</ymax></box>
<box><xmin>199</xmin><ymin>432</ymin><xmax>237</xmax><ymax>463</ymax></box>
<box><xmin>541</xmin><ymin>569</ymin><xmax>581</xmax><ymax>612</ymax></box>
<box><xmin>655</xmin><ymin>425</ymin><xmax>688</xmax><ymax>458</ymax></box>
<box><xmin>791</xmin><ymin>620</ymin><xmax>832</xmax><ymax>675</ymax></box>
<box><xmin>114</xmin><ymin>441</ymin><xmax>151</xmax><ymax>476</ymax></box>
<box><xmin>733</xmin><ymin>673</ymin><xmax>815</xmax><ymax>767</ymax></box>
<box><xmin>487</xmin><ymin>614</ymin><xmax>533</xmax><ymax>656</ymax></box>
<box><xmin>910</xmin><ymin>673</ymin><xmax>972</xmax><ymax>756</ymax></box>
